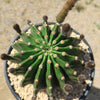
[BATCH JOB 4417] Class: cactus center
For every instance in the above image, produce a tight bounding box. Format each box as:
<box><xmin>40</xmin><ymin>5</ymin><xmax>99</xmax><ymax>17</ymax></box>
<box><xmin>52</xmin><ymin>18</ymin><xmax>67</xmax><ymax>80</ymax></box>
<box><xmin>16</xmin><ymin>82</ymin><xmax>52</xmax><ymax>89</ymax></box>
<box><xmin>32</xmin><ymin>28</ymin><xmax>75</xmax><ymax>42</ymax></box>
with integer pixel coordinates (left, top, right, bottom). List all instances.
<box><xmin>44</xmin><ymin>46</ymin><xmax>52</xmax><ymax>52</ymax></box>
<box><xmin>45</xmin><ymin>47</ymin><xmax>49</xmax><ymax>51</ymax></box>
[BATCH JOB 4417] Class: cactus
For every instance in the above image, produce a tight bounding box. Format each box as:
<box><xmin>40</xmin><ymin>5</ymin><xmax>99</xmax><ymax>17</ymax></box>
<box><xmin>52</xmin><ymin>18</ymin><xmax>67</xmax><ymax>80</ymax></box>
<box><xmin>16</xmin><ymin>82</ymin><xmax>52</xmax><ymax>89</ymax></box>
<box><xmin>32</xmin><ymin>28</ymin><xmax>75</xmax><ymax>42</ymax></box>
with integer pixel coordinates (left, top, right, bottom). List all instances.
<box><xmin>1</xmin><ymin>16</ymin><xmax>95</xmax><ymax>100</ymax></box>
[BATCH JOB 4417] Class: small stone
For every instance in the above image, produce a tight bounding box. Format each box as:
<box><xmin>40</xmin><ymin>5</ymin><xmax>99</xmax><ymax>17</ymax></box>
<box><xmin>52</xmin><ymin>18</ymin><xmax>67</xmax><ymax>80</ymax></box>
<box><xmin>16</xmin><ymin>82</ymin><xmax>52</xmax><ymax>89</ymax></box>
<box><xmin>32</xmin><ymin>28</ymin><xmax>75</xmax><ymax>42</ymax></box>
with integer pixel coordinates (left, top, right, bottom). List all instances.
<box><xmin>84</xmin><ymin>53</ymin><xmax>91</xmax><ymax>61</ymax></box>
<box><xmin>49</xmin><ymin>96</ymin><xmax>53</xmax><ymax>100</ymax></box>
<box><xmin>31</xmin><ymin>95</ymin><xmax>36</xmax><ymax>100</ymax></box>
<box><xmin>49</xmin><ymin>93</ymin><xmax>53</xmax><ymax>97</ymax></box>
<box><xmin>85</xmin><ymin>80</ymin><xmax>91</xmax><ymax>84</ymax></box>
<box><xmin>26</xmin><ymin>33</ymin><xmax>30</xmax><ymax>36</ymax></box>
<box><xmin>19</xmin><ymin>81</ymin><xmax>23</xmax><ymax>87</ymax></box>
<box><xmin>56</xmin><ymin>22</ymin><xmax>60</xmax><ymax>26</ymax></box>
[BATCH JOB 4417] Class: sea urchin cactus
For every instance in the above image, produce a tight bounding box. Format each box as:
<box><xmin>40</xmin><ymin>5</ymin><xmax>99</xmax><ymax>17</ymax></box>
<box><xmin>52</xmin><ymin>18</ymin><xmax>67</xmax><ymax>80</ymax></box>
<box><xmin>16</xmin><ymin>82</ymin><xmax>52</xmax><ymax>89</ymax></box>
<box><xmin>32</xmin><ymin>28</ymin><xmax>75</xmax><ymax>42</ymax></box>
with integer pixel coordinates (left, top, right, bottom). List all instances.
<box><xmin>1</xmin><ymin>16</ymin><xmax>95</xmax><ymax>100</ymax></box>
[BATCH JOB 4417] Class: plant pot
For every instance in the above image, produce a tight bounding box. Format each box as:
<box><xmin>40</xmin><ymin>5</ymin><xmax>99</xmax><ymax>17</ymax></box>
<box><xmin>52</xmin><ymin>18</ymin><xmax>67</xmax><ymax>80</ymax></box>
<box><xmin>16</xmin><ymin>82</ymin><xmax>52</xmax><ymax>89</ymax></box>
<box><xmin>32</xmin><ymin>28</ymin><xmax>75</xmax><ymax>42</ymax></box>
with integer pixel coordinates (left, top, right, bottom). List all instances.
<box><xmin>4</xmin><ymin>22</ymin><xmax>95</xmax><ymax>100</ymax></box>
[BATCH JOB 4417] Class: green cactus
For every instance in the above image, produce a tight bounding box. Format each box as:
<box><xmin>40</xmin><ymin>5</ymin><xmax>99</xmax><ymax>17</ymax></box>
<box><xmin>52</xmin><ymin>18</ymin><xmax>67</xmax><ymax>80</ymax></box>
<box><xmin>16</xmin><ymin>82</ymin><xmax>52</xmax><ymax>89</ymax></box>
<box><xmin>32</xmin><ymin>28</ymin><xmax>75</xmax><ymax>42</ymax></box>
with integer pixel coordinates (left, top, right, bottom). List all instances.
<box><xmin>1</xmin><ymin>16</ymin><xmax>95</xmax><ymax>100</ymax></box>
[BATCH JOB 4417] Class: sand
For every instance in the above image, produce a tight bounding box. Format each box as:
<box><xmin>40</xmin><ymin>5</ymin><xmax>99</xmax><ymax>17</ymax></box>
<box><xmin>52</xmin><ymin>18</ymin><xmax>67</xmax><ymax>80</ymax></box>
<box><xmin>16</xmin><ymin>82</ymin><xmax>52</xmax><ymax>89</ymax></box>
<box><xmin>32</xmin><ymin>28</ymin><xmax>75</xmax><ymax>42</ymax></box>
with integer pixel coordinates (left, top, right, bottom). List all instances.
<box><xmin>0</xmin><ymin>0</ymin><xmax>100</xmax><ymax>100</ymax></box>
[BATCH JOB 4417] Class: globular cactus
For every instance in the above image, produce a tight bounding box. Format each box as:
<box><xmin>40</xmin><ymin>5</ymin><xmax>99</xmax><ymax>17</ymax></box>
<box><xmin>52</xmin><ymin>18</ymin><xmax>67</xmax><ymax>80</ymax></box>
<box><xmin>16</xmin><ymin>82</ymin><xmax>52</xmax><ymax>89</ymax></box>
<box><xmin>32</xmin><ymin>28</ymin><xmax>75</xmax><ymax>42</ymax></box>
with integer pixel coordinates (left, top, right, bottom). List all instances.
<box><xmin>1</xmin><ymin>16</ymin><xmax>95</xmax><ymax>100</ymax></box>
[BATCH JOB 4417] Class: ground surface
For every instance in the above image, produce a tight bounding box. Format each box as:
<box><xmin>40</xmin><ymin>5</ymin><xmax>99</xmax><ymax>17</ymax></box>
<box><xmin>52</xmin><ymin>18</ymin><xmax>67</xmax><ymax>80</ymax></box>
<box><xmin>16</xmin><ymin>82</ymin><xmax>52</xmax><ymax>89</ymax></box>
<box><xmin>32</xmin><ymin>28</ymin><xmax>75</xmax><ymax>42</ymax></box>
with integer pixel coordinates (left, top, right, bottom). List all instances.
<box><xmin>0</xmin><ymin>0</ymin><xmax>100</xmax><ymax>100</ymax></box>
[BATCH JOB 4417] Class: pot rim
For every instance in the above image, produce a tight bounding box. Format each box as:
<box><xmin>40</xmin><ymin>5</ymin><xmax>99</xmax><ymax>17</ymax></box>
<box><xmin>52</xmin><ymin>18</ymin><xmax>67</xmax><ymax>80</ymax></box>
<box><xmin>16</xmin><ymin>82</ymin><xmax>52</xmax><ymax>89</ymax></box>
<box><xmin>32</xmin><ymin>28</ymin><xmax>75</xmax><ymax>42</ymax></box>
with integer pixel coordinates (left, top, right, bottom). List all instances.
<box><xmin>4</xmin><ymin>22</ymin><xmax>95</xmax><ymax>100</ymax></box>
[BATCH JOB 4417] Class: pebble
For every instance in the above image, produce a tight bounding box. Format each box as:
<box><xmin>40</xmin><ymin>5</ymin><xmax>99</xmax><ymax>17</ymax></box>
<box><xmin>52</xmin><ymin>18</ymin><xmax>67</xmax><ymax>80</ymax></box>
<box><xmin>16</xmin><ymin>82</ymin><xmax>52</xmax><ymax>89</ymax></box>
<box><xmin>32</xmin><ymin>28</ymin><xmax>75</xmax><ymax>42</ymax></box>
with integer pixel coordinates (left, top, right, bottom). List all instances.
<box><xmin>85</xmin><ymin>80</ymin><xmax>91</xmax><ymax>84</ymax></box>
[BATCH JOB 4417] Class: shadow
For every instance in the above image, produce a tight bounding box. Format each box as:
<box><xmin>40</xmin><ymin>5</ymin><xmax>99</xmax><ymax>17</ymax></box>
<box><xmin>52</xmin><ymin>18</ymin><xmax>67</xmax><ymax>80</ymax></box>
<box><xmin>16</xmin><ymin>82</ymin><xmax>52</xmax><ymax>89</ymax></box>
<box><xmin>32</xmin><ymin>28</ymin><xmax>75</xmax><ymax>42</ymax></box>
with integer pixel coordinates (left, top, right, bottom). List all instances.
<box><xmin>86</xmin><ymin>86</ymin><xmax>100</xmax><ymax>100</ymax></box>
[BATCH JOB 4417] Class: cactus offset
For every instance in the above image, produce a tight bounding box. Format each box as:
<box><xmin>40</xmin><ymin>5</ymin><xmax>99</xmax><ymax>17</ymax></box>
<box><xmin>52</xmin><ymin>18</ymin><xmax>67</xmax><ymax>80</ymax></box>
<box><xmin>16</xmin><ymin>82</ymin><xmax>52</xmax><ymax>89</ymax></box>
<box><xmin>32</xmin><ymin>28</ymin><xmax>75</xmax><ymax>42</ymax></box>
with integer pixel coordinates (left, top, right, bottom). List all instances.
<box><xmin>1</xmin><ymin>16</ymin><xmax>95</xmax><ymax>100</ymax></box>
